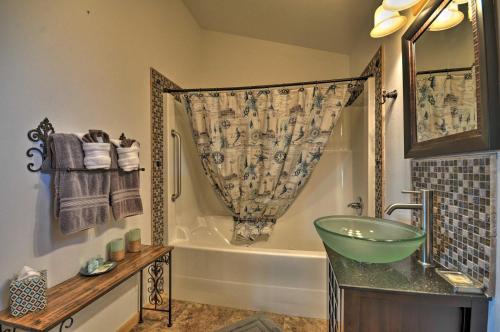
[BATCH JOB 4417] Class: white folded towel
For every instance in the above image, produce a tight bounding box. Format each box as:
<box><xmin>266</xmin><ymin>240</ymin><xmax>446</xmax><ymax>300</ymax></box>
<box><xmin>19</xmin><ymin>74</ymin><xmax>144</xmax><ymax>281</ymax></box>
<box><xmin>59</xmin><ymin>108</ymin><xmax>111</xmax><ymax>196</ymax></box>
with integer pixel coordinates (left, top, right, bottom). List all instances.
<box><xmin>17</xmin><ymin>266</ymin><xmax>41</xmax><ymax>281</ymax></box>
<box><xmin>111</xmin><ymin>140</ymin><xmax>140</xmax><ymax>171</ymax></box>
<box><xmin>82</xmin><ymin>143</ymin><xmax>111</xmax><ymax>169</ymax></box>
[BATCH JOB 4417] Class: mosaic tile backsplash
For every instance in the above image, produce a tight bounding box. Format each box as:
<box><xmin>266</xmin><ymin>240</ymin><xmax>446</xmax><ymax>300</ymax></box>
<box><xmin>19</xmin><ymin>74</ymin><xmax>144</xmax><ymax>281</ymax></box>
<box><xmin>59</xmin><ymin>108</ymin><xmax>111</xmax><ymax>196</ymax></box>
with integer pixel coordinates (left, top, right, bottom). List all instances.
<box><xmin>411</xmin><ymin>154</ymin><xmax>497</xmax><ymax>295</ymax></box>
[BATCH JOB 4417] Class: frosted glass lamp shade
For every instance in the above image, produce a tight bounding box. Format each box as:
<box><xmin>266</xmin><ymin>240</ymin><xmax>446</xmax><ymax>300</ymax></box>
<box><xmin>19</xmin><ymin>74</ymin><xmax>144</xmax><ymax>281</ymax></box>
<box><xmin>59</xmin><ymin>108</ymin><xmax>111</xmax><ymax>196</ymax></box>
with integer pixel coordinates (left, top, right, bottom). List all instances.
<box><xmin>370</xmin><ymin>6</ymin><xmax>407</xmax><ymax>38</ymax></box>
<box><xmin>429</xmin><ymin>2</ymin><xmax>464</xmax><ymax>31</ymax></box>
<box><xmin>382</xmin><ymin>0</ymin><xmax>422</xmax><ymax>11</ymax></box>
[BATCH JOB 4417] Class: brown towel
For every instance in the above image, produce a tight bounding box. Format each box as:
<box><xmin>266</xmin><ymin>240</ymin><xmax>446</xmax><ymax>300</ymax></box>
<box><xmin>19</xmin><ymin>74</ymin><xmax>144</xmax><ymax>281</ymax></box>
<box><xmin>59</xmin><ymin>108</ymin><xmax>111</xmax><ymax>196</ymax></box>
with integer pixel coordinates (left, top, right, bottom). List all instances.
<box><xmin>43</xmin><ymin>134</ymin><xmax>110</xmax><ymax>234</ymax></box>
<box><xmin>110</xmin><ymin>145</ymin><xmax>143</xmax><ymax>220</ymax></box>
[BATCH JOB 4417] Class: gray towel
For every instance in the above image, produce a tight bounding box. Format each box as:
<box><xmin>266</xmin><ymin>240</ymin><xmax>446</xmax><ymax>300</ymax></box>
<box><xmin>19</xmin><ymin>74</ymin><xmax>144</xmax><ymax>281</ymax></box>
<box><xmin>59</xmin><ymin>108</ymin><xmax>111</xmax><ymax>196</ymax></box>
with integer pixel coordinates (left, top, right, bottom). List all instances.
<box><xmin>43</xmin><ymin>134</ymin><xmax>111</xmax><ymax>234</ymax></box>
<box><xmin>110</xmin><ymin>145</ymin><xmax>143</xmax><ymax>220</ymax></box>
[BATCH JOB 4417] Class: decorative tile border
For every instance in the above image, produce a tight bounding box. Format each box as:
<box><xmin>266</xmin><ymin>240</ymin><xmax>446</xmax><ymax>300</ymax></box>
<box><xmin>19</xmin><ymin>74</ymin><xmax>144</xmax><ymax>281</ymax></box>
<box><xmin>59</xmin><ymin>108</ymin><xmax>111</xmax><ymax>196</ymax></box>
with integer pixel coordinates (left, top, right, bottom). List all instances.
<box><xmin>411</xmin><ymin>154</ymin><xmax>497</xmax><ymax>295</ymax></box>
<box><xmin>150</xmin><ymin>68</ymin><xmax>180</xmax><ymax>245</ymax></box>
<box><xmin>357</xmin><ymin>48</ymin><xmax>384</xmax><ymax>217</ymax></box>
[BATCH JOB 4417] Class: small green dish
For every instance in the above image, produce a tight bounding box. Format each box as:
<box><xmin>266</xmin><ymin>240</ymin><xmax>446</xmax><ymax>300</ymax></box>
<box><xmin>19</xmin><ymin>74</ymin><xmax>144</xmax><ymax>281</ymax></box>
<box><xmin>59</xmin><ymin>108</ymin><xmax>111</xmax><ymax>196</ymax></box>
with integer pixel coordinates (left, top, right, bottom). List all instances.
<box><xmin>79</xmin><ymin>262</ymin><xmax>117</xmax><ymax>277</ymax></box>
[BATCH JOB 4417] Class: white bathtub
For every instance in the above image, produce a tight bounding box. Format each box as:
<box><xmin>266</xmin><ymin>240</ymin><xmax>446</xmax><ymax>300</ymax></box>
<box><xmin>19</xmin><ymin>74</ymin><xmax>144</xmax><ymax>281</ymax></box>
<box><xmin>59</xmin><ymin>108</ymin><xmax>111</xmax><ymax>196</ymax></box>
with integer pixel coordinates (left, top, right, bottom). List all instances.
<box><xmin>170</xmin><ymin>216</ymin><xmax>328</xmax><ymax>319</ymax></box>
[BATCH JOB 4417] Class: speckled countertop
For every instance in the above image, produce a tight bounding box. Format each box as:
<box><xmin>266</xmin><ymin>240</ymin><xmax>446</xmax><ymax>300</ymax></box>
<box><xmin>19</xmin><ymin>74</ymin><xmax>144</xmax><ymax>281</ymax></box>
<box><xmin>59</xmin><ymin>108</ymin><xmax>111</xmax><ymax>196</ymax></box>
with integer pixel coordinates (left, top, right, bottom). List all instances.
<box><xmin>325</xmin><ymin>246</ymin><xmax>488</xmax><ymax>299</ymax></box>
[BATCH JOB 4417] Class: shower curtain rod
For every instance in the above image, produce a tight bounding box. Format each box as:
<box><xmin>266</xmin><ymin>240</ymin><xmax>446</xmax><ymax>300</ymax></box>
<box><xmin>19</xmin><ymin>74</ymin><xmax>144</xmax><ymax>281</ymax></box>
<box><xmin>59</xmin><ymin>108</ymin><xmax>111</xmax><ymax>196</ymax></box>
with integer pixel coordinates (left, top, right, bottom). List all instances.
<box><xmin>416</xmin><ymin>66</ymin><xmax>472</xmax><ymax>75</ymax></box>
<box><xmin>163</xmin><ymin>74</ymin><xmax>373</xmax><ymax>93</ymax></box>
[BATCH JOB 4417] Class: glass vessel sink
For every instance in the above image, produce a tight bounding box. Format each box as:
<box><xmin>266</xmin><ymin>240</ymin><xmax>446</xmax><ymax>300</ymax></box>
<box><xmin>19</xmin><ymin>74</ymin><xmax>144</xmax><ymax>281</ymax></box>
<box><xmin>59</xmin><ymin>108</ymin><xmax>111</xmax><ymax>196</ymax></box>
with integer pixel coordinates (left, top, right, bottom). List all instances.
<box><xmin>314</xmin><ymin>215</ymin><xmax>425</xmax><ymax>263</ymax></box>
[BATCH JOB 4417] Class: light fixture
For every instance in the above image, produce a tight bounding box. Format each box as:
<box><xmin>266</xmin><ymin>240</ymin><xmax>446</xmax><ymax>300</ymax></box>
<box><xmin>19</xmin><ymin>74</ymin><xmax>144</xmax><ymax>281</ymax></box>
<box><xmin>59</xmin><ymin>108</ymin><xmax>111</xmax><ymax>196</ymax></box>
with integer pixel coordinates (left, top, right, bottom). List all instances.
<box><xmin>370</xmin><ymin>5</ymin><xmax>408</xmax><ymax>38</ymax></box>
<box><xmin>429</xmin><ymin>2</ymin><xmax>464</xmax><ymax>31</ymax></box>
<box><xmin>453</xmin><ymin>0</ymin><xmax>468</xmax><ymax>4</ymax></box>
<box><xmin>382</xmin><ymin>0</ymin><xmax>422</xmax><ymax>11</ymax></box>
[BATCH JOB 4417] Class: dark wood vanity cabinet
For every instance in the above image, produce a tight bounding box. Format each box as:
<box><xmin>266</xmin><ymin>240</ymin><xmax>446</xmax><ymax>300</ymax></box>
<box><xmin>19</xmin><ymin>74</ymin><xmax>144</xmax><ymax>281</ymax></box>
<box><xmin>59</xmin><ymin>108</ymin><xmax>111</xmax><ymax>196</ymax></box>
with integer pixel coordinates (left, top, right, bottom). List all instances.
<box><xmin>327</xmin><ymin>252</ymin><xmax>489</xmax><ymax>332</ymax></box>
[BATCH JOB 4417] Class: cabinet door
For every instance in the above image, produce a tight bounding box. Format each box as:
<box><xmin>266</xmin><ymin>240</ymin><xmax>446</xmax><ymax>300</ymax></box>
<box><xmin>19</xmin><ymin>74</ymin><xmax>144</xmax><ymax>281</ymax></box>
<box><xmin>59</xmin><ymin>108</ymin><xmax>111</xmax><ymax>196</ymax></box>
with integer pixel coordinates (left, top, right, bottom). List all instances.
<box><xmin>343</xmin><ymin>289</ymin><xmax>464</xmax><ymax>332</ymax></box>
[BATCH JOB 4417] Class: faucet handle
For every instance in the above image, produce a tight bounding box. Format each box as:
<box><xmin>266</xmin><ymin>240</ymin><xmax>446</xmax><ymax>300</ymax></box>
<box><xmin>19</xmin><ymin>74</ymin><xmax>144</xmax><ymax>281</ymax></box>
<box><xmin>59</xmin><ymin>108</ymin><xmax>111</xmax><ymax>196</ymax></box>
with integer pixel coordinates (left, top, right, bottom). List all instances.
<box><xmin>402</xmin><ymin>190</ymin><xmax>421</xmax><ymax>195</ymax></box>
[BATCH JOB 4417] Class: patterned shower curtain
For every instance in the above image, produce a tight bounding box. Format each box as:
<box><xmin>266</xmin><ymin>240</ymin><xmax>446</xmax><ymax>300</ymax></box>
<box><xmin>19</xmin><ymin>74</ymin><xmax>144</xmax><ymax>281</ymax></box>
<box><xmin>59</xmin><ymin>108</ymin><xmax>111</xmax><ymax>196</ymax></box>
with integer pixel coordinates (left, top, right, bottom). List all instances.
<box><xmin>182</xmin><ymin>83</ymin><xmax>352</xmax><ymax>243</ymax></box>
<box><xmin>416</xmin><ymin>69</ymin><xmax>477</xmax><ymax>142</ymax></box>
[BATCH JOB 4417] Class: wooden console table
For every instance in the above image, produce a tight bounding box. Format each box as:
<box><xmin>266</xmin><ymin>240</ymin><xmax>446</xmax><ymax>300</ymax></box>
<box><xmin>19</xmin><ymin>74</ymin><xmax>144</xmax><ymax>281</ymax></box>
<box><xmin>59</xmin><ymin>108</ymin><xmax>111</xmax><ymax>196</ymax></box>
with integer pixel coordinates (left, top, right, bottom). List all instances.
<box><xmin>0</xmin><ymin>245</ymin><xmax>173</xmax><ymax>332</ymax></box>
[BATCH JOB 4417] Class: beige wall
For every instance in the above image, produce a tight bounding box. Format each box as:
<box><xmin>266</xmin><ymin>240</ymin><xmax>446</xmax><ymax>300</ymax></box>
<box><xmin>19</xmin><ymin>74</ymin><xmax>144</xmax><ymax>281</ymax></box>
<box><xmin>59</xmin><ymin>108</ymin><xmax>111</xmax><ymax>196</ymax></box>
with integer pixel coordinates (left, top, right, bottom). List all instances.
<box><xmin>415</xmin><ymin>17</ymin><xmax>474</xmax><ymax>71</ymax></box>
<box><xmin>0</xmin><ymin>0</ymin><xmax>202</xmax><ymax>331</ymax></box>
<box><xmin>0</xmin><ymin>1</ymin><xmax>352</xmax><ymax>330</ymax></box>
<box><xmin>198</xmin><ymin>30</ymin><xmax>350</xmax><ymax>87</ymax></box>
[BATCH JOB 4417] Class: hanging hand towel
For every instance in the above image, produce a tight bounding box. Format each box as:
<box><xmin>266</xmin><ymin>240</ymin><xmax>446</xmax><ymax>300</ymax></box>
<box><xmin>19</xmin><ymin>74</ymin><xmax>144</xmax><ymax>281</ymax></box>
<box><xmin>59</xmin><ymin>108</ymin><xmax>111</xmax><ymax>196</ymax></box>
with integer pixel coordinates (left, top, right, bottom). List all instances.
<box><xmin>110</xmin><ymin>144</ymin><xmax>143</xmax><ymax>220</ymax></box>
<box><xmin>111</xmin><ymin>139</ymin><xmax>140</xmax><ymax>171</ymax></box>
<box><xmin>43</xmin><ymin>134</ymin><xmax>110</xmax><ymax>234</ymax></box>
<box><xmin>82</xmin><ymin>142</ymin><xmax>112</xmax><ymax>169</ymax></box>
<box><xmin>75</xmin><ymin>130</ymin><xmax>112</xmax><ymax>169</ymax></box>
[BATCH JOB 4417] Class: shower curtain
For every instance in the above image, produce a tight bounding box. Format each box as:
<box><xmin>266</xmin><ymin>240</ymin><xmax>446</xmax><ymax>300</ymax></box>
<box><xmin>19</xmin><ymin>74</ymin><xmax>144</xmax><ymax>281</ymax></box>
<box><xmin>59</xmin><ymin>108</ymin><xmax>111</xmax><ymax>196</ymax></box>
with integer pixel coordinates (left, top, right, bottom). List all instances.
<box><xmin>416</xmin><ymin>69</ymin><xmax>477</xmax><ymax>142</ymax></box>
<box><xmin>182</xmin><ymin>83</ymin><xmax>352</xmax><ymax>243</ymax></box>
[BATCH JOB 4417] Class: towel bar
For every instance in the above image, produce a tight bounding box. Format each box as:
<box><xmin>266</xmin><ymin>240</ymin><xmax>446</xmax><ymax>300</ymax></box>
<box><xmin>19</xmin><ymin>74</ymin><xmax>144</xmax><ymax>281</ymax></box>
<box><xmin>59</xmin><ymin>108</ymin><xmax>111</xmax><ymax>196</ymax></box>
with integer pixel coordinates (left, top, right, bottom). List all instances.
<box><xmin>42</xmin><ymin>167</ymin><xmax>146</xmax><ymax>173</ymax></box>
<box><xmin>27</xmin><ymin>118</ymin><xmax>145</xmax><ymax>173</ymax></box>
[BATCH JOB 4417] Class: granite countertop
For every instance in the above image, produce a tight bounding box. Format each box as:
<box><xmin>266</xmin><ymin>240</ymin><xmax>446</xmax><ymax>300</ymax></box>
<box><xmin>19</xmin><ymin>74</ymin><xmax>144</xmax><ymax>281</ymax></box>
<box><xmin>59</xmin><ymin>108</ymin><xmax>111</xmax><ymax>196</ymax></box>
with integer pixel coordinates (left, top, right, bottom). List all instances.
<box><xmin>325</xmin><ymin>246</ymin><xmax>488</xmax><ymax>299</ymax></box>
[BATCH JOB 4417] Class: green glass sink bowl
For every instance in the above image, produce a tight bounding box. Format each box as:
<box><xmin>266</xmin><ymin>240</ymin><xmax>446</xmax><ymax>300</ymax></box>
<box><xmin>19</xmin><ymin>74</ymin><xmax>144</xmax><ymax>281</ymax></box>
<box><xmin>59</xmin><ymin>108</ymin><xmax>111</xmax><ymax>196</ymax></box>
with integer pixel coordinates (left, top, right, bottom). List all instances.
<box><xmin>314</xmin><ymin>215</ymin><xmax>426</xmax><ymax>263</ymax></box>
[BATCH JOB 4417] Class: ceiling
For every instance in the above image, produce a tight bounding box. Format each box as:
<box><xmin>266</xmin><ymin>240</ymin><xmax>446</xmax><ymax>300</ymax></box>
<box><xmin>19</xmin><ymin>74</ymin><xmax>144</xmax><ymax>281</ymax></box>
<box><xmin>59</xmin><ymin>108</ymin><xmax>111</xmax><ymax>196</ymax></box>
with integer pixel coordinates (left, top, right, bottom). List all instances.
<box><xmin>182</xmin><ymin>0</ymin><xmax>379</xmax><ymax>54</ymax></box>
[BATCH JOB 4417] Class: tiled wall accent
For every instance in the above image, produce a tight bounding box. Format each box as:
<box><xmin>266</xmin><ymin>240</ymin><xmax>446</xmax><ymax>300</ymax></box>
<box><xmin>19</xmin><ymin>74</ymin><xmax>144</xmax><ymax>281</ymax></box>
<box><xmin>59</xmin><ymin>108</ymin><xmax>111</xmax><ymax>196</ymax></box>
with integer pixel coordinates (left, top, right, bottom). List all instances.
<box><xmin>361</xmin><ymin>48</ymin><xmax>384</xmax><ymax>218</ymax></box>
<box><xmin>351</xmin><ymin>48</ymin><xmax>384</xmax><ymax>217</ymax></box>
<box><xmin>150</xmin><ymin>68</ymin><xmax>180</xmax><ymax>245</ymax></box>
<box><xmin>411</xmin><ymin>154</ymin><xmax>497</xmax><ymax>295</ymax></box>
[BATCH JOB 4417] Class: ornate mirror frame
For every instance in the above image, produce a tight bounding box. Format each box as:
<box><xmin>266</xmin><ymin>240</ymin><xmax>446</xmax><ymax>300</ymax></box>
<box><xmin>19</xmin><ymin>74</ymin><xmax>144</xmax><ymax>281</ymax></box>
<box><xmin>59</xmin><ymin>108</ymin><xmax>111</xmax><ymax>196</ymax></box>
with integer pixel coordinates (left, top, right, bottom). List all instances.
<box><xmin>402</xmin><ymin>0</ymin><xmax>499</xmax><ymax>158</ymax></box>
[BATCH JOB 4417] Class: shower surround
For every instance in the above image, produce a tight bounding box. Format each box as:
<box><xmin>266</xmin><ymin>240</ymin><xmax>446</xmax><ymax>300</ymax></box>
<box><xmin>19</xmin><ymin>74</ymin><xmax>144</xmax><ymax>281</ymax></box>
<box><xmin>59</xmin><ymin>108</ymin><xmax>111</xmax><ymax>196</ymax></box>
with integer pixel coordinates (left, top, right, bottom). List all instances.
<box><xmin>161</xmin><ymin>78</ymin><xmax>375</xmax><ymax>318</ymax></box>
<box><xmin>181</xmin><ymin>84</ymin><xmax>353</xmax><ymax>243</ymax></box>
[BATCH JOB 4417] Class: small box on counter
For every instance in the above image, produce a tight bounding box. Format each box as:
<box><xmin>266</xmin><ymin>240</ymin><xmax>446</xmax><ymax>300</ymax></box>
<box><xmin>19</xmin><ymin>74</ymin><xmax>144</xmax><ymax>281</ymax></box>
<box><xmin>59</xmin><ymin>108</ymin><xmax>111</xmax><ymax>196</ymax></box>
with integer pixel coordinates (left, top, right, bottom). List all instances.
<box><xmin>9</xmin><ymin>270</ymin><xmax>47</xmax><ymax>317</ymax></box>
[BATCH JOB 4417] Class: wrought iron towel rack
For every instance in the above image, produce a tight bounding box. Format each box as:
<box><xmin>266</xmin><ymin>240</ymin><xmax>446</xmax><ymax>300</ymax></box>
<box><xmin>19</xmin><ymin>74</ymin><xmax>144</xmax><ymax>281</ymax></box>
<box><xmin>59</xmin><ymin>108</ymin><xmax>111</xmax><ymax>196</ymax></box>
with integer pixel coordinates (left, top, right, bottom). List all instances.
<box><xmin>27</xmin><ymin>117</ymin><xmax>146</xmax><ymax>173</ymax></box>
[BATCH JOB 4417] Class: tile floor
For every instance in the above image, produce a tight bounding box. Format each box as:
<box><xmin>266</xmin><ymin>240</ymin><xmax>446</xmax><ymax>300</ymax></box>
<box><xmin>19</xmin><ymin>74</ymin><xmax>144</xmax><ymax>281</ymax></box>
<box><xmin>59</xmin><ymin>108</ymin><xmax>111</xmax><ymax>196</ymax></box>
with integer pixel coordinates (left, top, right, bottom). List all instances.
<box><xmin>131</xmin><ymin>300</ymin><xmax>327</xmax><ymax>332</ymax></box>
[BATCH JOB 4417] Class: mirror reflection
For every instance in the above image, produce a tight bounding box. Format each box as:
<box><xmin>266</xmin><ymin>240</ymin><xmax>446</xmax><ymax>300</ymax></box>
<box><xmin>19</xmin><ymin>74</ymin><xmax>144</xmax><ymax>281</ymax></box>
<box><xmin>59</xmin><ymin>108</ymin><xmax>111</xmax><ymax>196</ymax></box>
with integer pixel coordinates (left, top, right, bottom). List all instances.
<box><xmin>414</xmin><ymin>1</ymin><xmax>476</xmax><ymax>142</ymax></box>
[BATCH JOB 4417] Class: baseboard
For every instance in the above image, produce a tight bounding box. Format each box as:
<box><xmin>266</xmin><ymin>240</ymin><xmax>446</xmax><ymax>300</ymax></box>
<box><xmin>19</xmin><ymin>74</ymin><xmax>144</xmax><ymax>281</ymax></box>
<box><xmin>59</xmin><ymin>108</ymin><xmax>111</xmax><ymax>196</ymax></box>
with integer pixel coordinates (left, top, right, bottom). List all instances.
<box><xmin>116</xmin><ymin>311</ymin><xmax>139</xmax><ymax>332</ymax></box>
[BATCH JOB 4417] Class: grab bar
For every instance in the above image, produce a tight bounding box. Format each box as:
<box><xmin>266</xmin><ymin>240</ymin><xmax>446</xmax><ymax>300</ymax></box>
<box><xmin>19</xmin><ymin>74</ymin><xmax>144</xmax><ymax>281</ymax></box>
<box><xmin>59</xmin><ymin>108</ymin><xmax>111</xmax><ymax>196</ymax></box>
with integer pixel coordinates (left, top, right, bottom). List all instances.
<box><xmin>171</xmin><ymin>129</ymin><xmax>182</xmax><ymax>201</ymax></box>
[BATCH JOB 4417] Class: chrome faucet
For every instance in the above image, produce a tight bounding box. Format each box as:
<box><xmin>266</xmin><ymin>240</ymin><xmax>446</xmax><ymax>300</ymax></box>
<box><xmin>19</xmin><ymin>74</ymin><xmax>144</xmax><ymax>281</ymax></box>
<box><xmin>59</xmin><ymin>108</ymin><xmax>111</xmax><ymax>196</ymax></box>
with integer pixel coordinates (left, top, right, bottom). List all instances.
<box><xmin>385</xmin><ymin>189</ymin><xmax>434</xmax><ymax>267</ymax></box>
<box><xmin>347</xmin><ymin>197</ymin><xmax>363</xmax><ymax>216</ymax></box>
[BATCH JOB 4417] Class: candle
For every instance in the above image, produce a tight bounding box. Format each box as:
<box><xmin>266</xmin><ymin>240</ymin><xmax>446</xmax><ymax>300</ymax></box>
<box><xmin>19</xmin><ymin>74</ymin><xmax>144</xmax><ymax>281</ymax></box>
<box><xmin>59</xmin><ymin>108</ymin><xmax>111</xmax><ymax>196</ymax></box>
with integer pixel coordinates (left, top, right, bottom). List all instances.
<box><xmin>127</xmin><ymin>228</ymin><xmax>142</xmax><ymax>253</ymax></box>
<box><xmin>109</xmin><ymin>238</ymin><xmax>125</xmax><ymax>262</ymax></box>
<box><xmin>127</xmin><ymin>228</ymin><xmax>141</xmax><ymax>242</ymax></box>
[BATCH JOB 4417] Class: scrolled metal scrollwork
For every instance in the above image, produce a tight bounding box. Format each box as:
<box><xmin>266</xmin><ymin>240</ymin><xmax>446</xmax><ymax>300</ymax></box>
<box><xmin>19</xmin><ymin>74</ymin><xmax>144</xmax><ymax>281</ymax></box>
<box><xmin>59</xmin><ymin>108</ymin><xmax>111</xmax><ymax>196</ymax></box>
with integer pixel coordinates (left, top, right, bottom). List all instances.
<box><xmin>0</xmin><ymin>324</ymin><xmax>16</xmax><ymax>332</ymax></box>
<box><xmin>59</xmin><ymin>317</ymin><xmax>74</xmax><ymax>331</ymax></box>
<box><xmin>26</xmin><ymin>117</ymin><xmax>55</xmax><ymax>172</ymax></box>
<box><xmin>147</xmin><ymin>261</ymin><xmax>164</xmax><ymax>307</ymax></box>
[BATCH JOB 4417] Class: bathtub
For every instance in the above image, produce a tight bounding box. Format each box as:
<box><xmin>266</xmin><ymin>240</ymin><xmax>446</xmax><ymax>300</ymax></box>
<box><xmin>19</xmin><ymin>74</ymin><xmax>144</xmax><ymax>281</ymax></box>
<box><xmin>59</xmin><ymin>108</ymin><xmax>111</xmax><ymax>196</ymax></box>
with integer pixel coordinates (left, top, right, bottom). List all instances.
<box><xmin>170</xmin><ymin>216</ymin><xmax>328</xmax><ymax>319</ymax></box>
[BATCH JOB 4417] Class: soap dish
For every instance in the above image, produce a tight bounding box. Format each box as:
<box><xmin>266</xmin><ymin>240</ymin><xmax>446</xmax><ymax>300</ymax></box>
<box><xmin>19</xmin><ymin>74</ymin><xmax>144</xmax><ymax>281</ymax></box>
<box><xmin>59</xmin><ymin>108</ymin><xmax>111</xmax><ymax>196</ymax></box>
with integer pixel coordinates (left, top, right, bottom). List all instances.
<box><xmin>436</xmin><ymin>269</ymin><xmax>484</xmax><ymax>294</ymax></box>
<box><xmin>79</xmin><ymin>261</ymin><xmax>117</xmax><ymax>277</ymax></box>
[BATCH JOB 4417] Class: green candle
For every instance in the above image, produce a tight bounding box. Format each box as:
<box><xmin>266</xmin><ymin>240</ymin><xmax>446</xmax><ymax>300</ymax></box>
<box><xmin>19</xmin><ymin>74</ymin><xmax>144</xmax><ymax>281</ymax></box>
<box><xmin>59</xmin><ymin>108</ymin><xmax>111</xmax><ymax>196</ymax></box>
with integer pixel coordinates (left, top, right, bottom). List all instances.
<box><xmin>110</xmin><ymin>238</ymin><xmax>125</xmax><ymax>253</ymax></box>
<box><xmin>127</xmin><ymin>228</ymin><xmax>141</xmax><ymax>242</ymax></box>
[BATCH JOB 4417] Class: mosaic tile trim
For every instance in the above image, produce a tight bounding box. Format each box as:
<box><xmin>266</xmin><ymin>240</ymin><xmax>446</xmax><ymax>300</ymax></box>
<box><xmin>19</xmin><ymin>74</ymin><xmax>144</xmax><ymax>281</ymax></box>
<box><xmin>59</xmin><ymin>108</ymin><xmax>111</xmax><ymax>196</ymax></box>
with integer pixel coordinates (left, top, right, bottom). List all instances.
<box><xmin>346</xmin><ymin>48</ymin><xmax>384</xmax><ymax>217</ymax></box>
<box><xmin>150</xmin><ymin>68</ymin><xmax>181</xmax><ymax>245</ymax></box>
<box><xmin>411</xmin><ymin>154</ymin><xmax>497</xmax><ymax>295</ymax></box>
<box><xmin>362</xmin><ymin>48</ymin><xmax>384</xmax><ymax>218</ymax></box>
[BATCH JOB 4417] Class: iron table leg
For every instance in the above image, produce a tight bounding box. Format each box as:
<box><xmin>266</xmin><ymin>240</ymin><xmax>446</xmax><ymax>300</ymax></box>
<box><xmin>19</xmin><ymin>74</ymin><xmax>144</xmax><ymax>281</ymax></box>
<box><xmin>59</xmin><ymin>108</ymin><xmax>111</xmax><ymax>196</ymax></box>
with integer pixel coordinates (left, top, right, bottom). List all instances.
<box><xmin>168</xmin><ymin>251</ymin><xmax>172</xmax><ymax>327</ymax></box>
<box><xmin>139</xmin><ymin>269</ymin><xmax>143</xmax><ymax>324</ymax></box>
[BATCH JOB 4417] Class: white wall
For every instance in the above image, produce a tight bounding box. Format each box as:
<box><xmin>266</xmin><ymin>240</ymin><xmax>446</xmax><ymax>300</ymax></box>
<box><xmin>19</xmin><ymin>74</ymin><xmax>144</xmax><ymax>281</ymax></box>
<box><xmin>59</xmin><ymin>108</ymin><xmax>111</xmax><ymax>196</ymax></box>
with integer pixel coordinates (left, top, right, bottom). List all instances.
<box><xmin>0</xmin><ymin>0</ymin><xmax>202</xmax><ymax>331</ymax></box>
<box><xmin>348</xmin><ymin>9</ymin><xmax>499</xmax><ymax>332</ymax></box>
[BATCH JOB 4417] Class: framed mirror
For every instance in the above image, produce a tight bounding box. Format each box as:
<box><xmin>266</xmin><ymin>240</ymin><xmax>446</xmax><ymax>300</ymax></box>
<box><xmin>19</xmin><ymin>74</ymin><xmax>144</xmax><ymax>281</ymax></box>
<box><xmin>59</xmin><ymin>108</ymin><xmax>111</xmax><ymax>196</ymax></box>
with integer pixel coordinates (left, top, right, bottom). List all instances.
<box><xmin>402</xmin><ymin>0</ymin><xmax>499</xmax><ymax>158</ymax></box>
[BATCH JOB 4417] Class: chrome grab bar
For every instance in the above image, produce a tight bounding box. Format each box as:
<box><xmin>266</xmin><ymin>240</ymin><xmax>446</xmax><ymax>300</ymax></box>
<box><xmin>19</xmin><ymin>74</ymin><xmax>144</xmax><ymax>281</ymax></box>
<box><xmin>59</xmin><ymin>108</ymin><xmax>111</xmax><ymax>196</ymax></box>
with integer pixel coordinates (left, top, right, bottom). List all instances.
<box><xmin>171</xmin><ymin>129</ymin><xmax>181</xmax><ymax>202</ymax></box>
